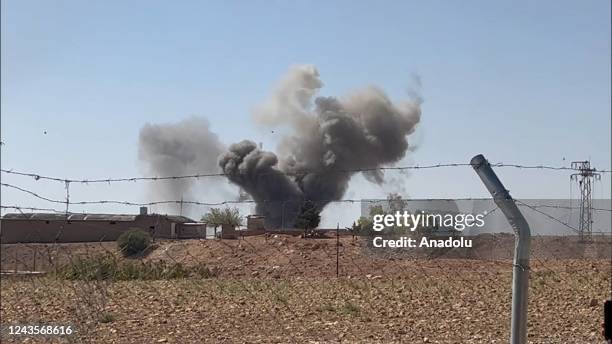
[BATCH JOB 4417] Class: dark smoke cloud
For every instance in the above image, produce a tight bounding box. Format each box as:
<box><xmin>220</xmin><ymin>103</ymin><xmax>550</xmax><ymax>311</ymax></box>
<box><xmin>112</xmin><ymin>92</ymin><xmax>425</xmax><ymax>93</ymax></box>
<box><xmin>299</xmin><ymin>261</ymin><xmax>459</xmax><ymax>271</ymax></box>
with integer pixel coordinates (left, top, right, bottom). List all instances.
<box><xmin>220</xmin><ymin>65</ymin><xmax>421</xmax><ymax>228</ymax></box>
<box><xmin>138</xmin><ymin>116</ymin><xmax>225</xmax><ymax>215</ymax></box>
<box><xmin>218</xmin><ymin>141</ymin><xmax>303</xmax><ymax>226</ymax></box>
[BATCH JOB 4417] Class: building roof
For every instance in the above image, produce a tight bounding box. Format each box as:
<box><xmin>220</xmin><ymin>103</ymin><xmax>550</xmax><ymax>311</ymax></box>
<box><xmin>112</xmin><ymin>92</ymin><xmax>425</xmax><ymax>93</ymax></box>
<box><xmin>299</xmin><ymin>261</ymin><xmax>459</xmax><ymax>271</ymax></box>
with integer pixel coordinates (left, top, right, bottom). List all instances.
<box><xmin>164</xmin><ymin>215</ymin><xmax>195</xmax><ymax>223</ymax></box>
<box><xmin>1</xmin><ymin>213</ymin><xmax>194</xmax><ymax>223</ymax></box>
<box><xmin>1</xmin><ymin>213</ymin><xmax>137</xmax><ymax>221</ymax></box>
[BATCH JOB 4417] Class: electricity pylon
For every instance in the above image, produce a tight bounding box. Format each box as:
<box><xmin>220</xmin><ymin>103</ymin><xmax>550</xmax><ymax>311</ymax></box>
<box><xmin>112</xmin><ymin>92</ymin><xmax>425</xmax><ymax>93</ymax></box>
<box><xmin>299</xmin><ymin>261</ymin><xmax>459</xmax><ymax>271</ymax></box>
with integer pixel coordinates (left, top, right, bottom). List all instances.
<box><xmin>570</xmin><ymin>161</ymin><xmax>600</xmax><ymax>242</ymax></box>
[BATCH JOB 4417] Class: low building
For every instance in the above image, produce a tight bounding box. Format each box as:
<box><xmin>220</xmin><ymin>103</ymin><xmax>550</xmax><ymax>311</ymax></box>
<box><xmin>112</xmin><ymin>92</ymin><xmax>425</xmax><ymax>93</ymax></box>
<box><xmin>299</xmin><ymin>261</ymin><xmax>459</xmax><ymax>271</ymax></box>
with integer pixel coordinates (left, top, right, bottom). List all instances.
<box><xmin>220</xmin><ymin>224</ymin><xmax>238</xmax><ymax>239</ymax></box>
<box><xmin>0</xmin><ymin>210</ymin><xmax>199</xmax><ymax>244</ymax></box>
<box><xmin>246</xmin><ymin>215</ymin><xmax>266</xmax><ymax>231</ymax></box>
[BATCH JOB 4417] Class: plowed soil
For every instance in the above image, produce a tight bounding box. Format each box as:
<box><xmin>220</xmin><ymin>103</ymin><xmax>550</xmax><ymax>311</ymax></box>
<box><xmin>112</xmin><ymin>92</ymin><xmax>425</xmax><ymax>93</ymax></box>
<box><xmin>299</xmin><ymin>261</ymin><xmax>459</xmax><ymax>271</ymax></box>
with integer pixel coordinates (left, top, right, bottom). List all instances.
<box><xmin>1</xmin><ymin>234</ymin><xmax>610</xmax><ymax>343</ymax></box>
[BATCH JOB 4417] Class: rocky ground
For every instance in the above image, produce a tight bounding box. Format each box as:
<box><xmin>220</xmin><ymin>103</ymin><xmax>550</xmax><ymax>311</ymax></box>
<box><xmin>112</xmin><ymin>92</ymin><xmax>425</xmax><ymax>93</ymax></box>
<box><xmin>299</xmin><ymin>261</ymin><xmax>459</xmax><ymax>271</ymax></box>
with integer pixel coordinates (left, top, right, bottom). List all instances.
<box><xmin>1</xmin><ymin>234</ymin><xmax>610</xmax><ymax>343</ymax></box>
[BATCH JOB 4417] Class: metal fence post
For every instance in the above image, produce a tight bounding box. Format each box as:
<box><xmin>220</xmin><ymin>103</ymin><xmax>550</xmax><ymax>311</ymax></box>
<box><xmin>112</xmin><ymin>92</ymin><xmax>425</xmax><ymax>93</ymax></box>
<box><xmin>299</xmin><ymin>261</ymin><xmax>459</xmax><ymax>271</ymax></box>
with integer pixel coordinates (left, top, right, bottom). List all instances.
<box><xmin>336</xmin><ymin>223</ymin><xmax>339</xmax><ymax>278</ymax></box>
<box><xmin>471</xmin><ymin>154</ymin><xmax>531</xmax><ymax>344</ymax></box>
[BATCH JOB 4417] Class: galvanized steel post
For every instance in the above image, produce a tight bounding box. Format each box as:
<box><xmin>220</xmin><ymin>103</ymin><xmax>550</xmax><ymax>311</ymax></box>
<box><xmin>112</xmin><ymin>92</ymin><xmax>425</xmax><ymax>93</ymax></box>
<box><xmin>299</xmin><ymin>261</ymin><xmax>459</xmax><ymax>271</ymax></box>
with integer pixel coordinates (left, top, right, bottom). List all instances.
<box><xmin>471</xmin><ymin>154</ymin><xmax>531</xmax><ymax>344</ymax></box>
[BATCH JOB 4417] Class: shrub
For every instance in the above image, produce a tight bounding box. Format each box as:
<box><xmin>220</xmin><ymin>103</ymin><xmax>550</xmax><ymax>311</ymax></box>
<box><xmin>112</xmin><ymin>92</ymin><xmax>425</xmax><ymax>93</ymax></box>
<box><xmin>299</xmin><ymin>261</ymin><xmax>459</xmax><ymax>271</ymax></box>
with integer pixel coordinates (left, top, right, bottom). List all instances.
<box><xmin>56</xmin><ymin>254</ymin><xmax>219</xmax><ymax>281</ymax></box>
<box><xmin>57</xmin><ymin>254</ymin><xmax>119</xmax><ymax>280</ymax></box>
<box><xmin>117</xmin><ymin>229</ymin><xmax>151</xmax><ymax>256</ymax></box>
<box><xmin>353</xmin><ymin>216</ymin><xmax>374</xmax><ymax>236</ymax></box>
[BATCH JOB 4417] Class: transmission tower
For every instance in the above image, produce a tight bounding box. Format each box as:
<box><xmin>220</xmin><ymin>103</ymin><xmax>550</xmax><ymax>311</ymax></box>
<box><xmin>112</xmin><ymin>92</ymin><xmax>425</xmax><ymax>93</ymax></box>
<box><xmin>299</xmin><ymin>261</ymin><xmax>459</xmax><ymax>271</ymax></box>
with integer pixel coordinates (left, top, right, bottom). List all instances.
<box><xmin>570</xmin><ymin>161</ymin><xmax>600</xmax><ymax>242</ymax></box>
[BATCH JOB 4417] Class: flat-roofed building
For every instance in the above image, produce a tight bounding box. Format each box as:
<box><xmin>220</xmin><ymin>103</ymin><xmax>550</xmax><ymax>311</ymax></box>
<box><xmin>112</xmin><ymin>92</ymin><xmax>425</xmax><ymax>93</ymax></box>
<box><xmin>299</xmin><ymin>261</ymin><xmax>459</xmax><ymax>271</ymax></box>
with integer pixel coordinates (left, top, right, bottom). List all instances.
<box><xmin>0</xmin><ymin>210</ymin><xmax>198</xmax><ymax>244</ymax></box>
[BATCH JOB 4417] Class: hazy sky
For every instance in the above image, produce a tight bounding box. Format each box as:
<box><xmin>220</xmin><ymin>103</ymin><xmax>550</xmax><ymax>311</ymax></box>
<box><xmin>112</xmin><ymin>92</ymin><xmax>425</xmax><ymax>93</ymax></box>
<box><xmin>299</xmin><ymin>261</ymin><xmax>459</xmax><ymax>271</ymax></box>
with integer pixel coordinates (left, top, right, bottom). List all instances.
<box><xmin>1</xmin><ymin>1</ymin><xmax>610</xmax><ymax>225</ymax></box>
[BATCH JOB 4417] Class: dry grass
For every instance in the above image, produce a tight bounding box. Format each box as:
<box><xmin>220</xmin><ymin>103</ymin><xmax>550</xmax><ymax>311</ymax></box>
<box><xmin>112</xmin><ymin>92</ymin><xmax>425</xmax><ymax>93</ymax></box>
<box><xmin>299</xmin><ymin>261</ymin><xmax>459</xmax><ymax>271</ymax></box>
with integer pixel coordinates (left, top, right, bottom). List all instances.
<box><xmin>1</xmin><ymin>260</ymin><xmax>609</xmax><ymax>343</ymax></box>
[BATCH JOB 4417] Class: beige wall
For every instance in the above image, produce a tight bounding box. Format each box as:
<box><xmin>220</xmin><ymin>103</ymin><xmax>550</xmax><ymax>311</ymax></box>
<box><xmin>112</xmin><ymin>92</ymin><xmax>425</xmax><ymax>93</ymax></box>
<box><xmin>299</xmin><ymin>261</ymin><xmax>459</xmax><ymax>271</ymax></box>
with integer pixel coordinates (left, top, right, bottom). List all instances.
<box><xmin>1</xmin><ymin>219</ymin><xmax>135</xmax><ymax>243</ymax></box>
<box><xmin>177</xmin><ymin>223</ymin><xmax>208</xmax><ymax>239</ymax></box>
<box><xmin>0</xmin><ymin>215</ymin><xmax>201</xmax><ymax>244</ymax></box>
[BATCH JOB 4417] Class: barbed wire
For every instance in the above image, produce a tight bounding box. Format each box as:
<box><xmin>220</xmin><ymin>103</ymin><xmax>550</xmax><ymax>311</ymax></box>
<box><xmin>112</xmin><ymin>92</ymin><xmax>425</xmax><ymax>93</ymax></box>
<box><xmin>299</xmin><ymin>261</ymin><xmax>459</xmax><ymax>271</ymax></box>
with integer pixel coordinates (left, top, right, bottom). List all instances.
<box><xmin>1</xmin><ymin>182</ymin><xmax>501</xmax><ymax>208</ymax></box>
<box><xmin>0</xmin><ymin>205</ymin><xmax>77</xmax><ymax>214</ymax></box>
<box><xmin>4</xmin><ymin>181</ymin><xmax>610</xmax><ymax>216</ymax></box>
<box><xmin>2</xmin><ymin>162</ymin><xmax>610</xmax><ymax>185</ymax></box>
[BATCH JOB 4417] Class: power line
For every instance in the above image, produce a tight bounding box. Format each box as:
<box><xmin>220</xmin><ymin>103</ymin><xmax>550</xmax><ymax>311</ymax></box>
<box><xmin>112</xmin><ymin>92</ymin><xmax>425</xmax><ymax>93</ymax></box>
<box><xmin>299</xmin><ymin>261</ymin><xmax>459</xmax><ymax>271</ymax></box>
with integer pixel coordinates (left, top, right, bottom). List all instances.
<box><xmin>520</xmin><ymin>200</ymin><xmax>611</xmax><ymax>235</ymax></box>
<box><xmin>517</xmin><ymin>203</ymin><xmax>612</xmax><ymax>212</ymax></box>
<box><xmin>1</xmin><ymin>183</ymin><xmax>65</xmax><ymax>204</ymax></box>
<box><xmin>515</xmin><ymin>200</ymin><xmax>582</xmax><ymax>234</ymax></box>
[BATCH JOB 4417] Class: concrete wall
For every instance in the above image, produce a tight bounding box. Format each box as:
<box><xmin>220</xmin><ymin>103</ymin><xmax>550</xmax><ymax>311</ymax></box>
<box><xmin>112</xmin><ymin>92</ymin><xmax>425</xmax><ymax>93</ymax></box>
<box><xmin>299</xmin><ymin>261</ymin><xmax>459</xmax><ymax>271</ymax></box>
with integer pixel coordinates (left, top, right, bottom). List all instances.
<box><xmin>220</xmin><ymin>224</ymin><xmax>237</xmax><ymax>239</ymax></box>
<box><xmin>247</xmin><ymin>216</ymin><xmax>265</xmax><ymax>231</ymax></box>
<box><xmin>176</xmin><ymin>223</ymin><xmax>208</xmax><ymax>239</ymax></box>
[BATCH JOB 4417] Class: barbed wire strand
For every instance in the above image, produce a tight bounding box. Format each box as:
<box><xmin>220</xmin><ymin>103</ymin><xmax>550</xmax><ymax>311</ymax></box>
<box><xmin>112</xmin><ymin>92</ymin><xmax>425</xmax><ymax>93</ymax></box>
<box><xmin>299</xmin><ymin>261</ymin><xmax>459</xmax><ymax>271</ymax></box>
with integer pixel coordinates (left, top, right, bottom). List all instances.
<box><xmin>1</xmin><ymin>182</ymin><xmax>518</xmax><ymax>208</ymax></box>
<box><xmin>2</xmin><ymin>162</ymin><xmax>610</xmax><ymax>185</ymax></box>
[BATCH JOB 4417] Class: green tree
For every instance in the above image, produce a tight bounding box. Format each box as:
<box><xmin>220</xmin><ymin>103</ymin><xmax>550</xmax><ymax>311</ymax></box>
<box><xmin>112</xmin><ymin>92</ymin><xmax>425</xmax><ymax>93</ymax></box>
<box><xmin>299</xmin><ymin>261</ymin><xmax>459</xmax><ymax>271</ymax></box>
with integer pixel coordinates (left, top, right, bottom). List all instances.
<box><xmin>352</xmin><ymin>204</ymin><xmax>385</xmax><ymax>236</ymax></box>
<box><xmin>369</xmin><ymin>205</ymin><xmax>385</xmax><ymax>217</ymax></box>
<box><xmin>353</xmin><ymin>216</ymin><xmax>373</xmax><ymax>235</ymax></box>
<box><xmin>294</xmin><ymin>200</ymin><xmax>321</xmax><ymax>231</ymax></box>
<box><xmin>201</xmin><ymin>207</ymin><xmax>243</xmax><ymax>226</ymax></box>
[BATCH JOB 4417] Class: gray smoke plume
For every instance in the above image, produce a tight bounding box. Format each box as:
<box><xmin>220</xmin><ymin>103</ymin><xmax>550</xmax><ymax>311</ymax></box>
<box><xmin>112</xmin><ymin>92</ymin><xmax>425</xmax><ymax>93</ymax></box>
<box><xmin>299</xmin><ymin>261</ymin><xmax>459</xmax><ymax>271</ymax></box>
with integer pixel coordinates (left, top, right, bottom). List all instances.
<box><xmin>218</xmin><ymin>141</ymin><xmax>304</xmax><ymax>225</ymax></box>
<box><xmin>220</xmin><ymin>65</ymin><xmax>421</xmax><ymax>228</ymax></box>
<box><xmin>138</xmin><ymin>116</ymin><xmax>225</xmax><ymax>215</ymax></box>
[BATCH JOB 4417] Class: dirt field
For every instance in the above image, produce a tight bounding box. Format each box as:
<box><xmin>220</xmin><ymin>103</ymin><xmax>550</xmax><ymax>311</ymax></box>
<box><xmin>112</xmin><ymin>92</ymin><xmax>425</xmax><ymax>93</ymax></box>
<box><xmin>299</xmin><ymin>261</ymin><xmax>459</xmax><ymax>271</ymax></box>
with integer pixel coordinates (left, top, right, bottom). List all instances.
<box><xmin>1</xmin><ymin>235</ymin><xmax>610</xmax><ymax>343</ymax></box>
